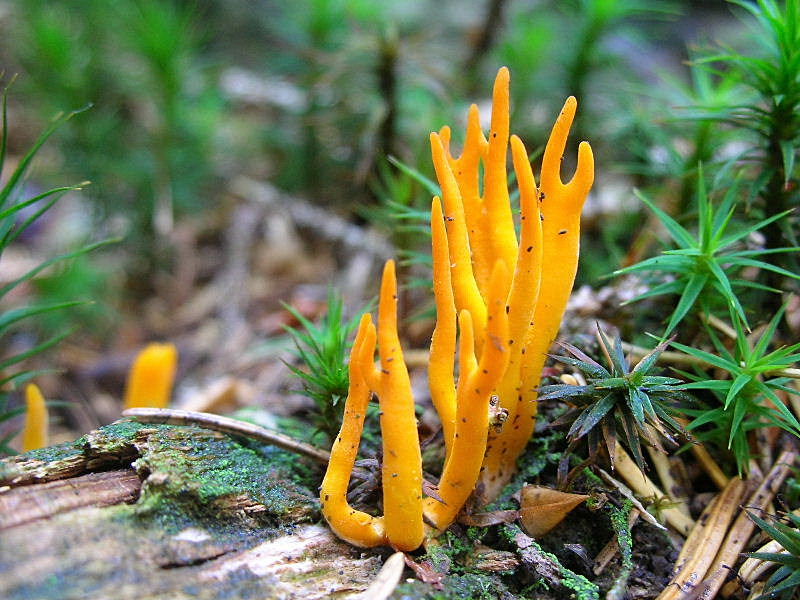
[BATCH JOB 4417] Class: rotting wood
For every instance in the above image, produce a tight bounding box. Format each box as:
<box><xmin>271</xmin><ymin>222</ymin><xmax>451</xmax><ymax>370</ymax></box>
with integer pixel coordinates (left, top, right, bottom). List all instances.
<box><xmin>199</xmin><ymin>524</ymin><xmax>382</xmax><ymax>599</ymax></box>
<box><xmin>0</xmin><ymin>420</ymin><xmax>380</xmax><ymax>600</ymax></box>
<box><xmin>0</xmin><ymin>469</ymin><xmax>140</xmax><ymax>530</ymax></box>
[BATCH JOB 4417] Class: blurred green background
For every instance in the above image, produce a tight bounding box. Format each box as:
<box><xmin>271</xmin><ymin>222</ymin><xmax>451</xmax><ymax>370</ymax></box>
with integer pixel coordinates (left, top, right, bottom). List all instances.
<box><xmin>0</xmin><ymin>0</ymin><xmax>785</xmax><ymax>337</ymax></box>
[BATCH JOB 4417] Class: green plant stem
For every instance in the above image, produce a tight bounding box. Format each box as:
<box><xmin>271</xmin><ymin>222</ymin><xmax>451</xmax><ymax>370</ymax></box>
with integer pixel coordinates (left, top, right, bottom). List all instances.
<box><xmin>763</xmin><ymin>100</ymin><xmax>800</xmax><ymax>289</ymax></box>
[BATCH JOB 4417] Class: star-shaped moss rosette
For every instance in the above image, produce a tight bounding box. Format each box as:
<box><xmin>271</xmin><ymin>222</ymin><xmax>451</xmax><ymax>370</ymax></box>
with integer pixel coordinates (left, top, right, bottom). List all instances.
<box><xmin>540</xmin><ymin>328</ymin><xmax>690</xmax><ymax>483</ymax></box>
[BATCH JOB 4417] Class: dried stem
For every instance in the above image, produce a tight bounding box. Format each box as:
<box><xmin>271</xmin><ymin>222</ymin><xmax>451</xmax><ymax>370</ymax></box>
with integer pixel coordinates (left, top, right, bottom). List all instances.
<box><xmin>122</xmin><ymin>407</ymin><xmax>331</xmax><ymax>464</ymax></box>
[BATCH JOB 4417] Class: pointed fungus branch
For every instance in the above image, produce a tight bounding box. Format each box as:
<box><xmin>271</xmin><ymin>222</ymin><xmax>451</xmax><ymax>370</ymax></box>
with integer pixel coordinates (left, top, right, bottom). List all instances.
<box><xmin>429</xmin><ymin>196</ymin><xmax>458</xmax><ymax>454</ymax></box>
<box><xmin>370</xmin><ymin>260</ymin><xmax>424</xmax><ymax>552</ymax></box>
<box><xmin>320</xmin><ymin>66</ymin><xmax>594</xmax><ymax>550</ymax></box>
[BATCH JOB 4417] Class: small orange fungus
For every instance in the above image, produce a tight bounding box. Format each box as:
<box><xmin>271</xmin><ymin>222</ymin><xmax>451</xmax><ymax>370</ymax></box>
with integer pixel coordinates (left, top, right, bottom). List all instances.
<box><xmin>23</xmin><ymin>383</ymin><xmax>48</xmax><ymax>452</ymax></box>
<box><xmin>123</xmin><ymin>343</ymin><xmax>178</xmax><ymax>410</ymax></box>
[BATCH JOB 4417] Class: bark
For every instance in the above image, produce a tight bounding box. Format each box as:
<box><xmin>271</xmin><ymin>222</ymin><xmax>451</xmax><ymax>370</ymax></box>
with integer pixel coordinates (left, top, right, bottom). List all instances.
<box><xmin>0</xmin><ymin>419</ymin><xmax>382</xmax><ymax>600</ymax></box>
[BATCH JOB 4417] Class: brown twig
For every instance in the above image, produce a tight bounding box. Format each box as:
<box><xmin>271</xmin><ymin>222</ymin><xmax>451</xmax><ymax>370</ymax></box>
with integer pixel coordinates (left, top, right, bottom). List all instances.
<box><xmin>696</xmin><ymin>448</ymin><xmax>798</xmax><ymax>600</ymax></box>
<box><xmin>656</xmin><ymin>477</ymin><xmax>747</xmax><ymax>600</ymax></box>
<box><xmin>122</xmin><ymin>407</ymin><xmax>331</xmax><ymax>464</ymax></box>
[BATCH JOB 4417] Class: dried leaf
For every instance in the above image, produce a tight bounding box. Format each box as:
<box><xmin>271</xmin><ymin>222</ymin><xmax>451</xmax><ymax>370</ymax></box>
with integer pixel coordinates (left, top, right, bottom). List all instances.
<box><xmin>518</xmin><ymin>485</ymin><xmax>589</xmax><ymax>538</ymax></box>
<box><xmin>403</xmin><ymin>556</ymin><xmax>445</xmax><ymax>588</ymax></box>
<box><xmin>422</xmin><ymin>480</ymin><xmax>445</xmax><ymax>504</ymax></box>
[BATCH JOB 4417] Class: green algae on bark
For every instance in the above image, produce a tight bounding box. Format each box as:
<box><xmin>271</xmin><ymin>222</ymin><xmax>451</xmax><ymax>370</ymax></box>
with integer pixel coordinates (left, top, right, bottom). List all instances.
<box><xmin>1</xmin><ymin>418</ymin><xmax>319</xmax><ymax>526</ymax></box>
<box><xmin>127</xmin><ymin>423</ymin><xmax>319</xmax><ymax>530</ymax></box>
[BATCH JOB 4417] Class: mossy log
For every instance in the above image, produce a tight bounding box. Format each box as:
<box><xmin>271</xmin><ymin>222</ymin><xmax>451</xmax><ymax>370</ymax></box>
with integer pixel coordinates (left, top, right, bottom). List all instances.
<box><xmin>0</xmin><ymin>420</ymin><xmax>382</xmax><ymax>600</ymax></box>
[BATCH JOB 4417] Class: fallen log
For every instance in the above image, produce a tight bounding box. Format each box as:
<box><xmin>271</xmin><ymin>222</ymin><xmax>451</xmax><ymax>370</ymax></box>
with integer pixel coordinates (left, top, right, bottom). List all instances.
<box><xmin>0</xmin><ymin>419</ymin><xmax>382</xmax><ymax>600</ymax></box>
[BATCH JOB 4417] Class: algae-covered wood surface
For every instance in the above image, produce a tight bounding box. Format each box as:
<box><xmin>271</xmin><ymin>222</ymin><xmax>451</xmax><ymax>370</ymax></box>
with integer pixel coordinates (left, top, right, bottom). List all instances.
<box><xmin>0</xmin><ymin>420</ymin><xmax>382</xmax><ymax>599</ymax></box>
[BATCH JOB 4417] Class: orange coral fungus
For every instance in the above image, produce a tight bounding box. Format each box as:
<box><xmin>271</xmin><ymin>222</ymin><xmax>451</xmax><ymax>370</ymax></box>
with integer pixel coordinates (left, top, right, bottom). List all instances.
<box><xmin>320</xmin><ymin>66</ymin><xmax>593</xmax><ymax>549</ymax></box>
<box><xmin>433</xmin><ymin>67</ymin><xmax>594</xmax><ymax>501</ymax></box>
<box><xmin>123</xmin><ymin>343</ymin><xmax>179</xmax><ymax>410</ymax></box>
<box><xmin>320</xmin><ymin>261</ymin><xmax>425</xmax><ymax>551</ymax></box>
<box><xmin>321</xmin><ymin>256</ymin><xmax>510</xmax><ymax>549</ymax></box>
<box><xmin>22</xmin><ymin>383</ymin><xmax>48</xmax><ymax>451</ymax></box>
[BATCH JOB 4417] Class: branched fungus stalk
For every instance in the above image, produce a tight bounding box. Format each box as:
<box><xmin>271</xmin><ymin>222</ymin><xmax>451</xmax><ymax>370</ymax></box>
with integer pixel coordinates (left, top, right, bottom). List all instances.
<box><xmin>363</xmin><ymin>261</ymin><xmax>424</xmax><ymax>551</ymax></box>
<box><xmin>423</xmin><ymin>256</ymin><xmax>510</xmax><ymax>531</ymax></box>
<box><xmin>320</xmin><ymin>66</ymin><xmax>594</xmax><ymax>549</ymax></box>
<box><xmin>433</xmin><ymin>67</ymin><xmax>594</xmax><ymax>501</ymax></box>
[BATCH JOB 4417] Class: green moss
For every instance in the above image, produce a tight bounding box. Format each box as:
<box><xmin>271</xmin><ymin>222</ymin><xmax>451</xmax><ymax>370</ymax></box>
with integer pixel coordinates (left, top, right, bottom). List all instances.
<box><xmin>74</xmin><ymin>418</ymin><xmax>156</xmax><ymax>448</ymax></box>
<box><xmin>245</xmin><ymin>441</ymin><xmax>320</xmax><ymax>489</ymax></box>
<box><xmin>425</xmin><ymin>533</ymin><xmax>461</xmax><ymax>572</ymax></box>
<box><xmin>554</xmin><ymin>562</ymin><xmax>599</xmax><ymax>600</ymax></box>
<box><xmin>581</xmin><ymin>467</ymin><xmax>605</xmax><ymax>489</ymax></box>
<box><xmin>503</xmin><ymin>525</ymin><xmax>599</xmax><ymax>600</ymax></box>
<box><xmin>487</xmin><ymin>430</ymin><xmax>563</xmax><ymax>511</ymax></box>
<box><xmin>609</xmin><ymin>500</ymin><xmax>633</xmax><ymax>570</ymax></box>
<box><xmin>125</xmin><ymin>425</ymin><xmax>318</xmax><ymax>530</ymax></box>
<box><xmin>20</xmin><ymin>441</ymin><xmax>83</xmax><ymax>463</ymax></box>
<box><xmin>391</xmin><ymin>572</ymin><xmax>514</xmax><ymax>600</ymax></box>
